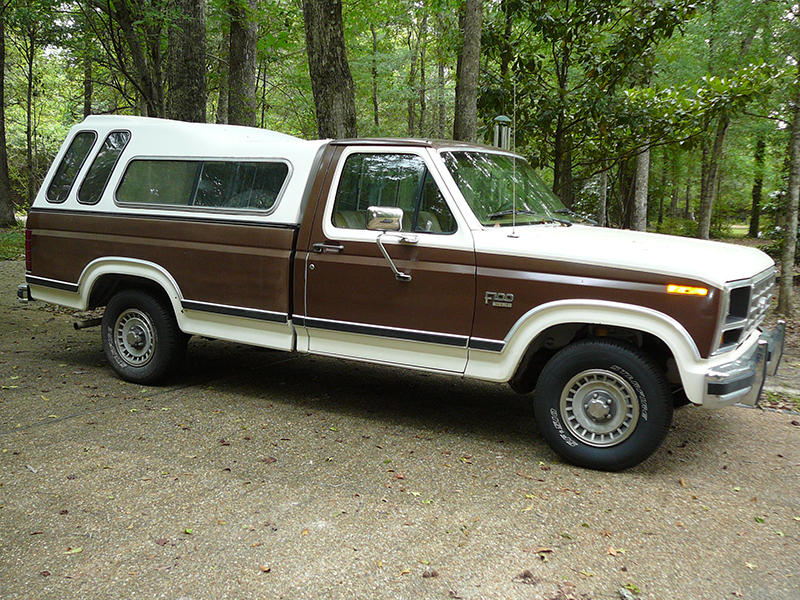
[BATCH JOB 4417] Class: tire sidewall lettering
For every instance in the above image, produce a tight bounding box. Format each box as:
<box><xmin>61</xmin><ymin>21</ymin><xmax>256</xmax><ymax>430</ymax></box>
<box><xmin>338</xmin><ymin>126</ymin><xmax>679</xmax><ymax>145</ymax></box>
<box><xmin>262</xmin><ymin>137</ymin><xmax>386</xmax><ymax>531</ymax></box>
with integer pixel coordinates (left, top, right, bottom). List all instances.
<box><xmin>609</xmin><ymin>364</ymin><xmax>648</xmax><ymax>421</ymax></box>
<box><xmin>549</xmin><ymin>407</ymin><xmax>579</xmax><ymax>447</ymax></box>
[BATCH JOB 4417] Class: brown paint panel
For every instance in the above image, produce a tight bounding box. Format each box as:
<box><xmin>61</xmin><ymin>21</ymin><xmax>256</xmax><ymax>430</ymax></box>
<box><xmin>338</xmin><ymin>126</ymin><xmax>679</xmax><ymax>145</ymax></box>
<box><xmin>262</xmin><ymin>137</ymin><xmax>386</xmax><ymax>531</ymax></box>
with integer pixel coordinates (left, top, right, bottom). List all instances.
<box><xmin>27</xmin><ymin>209</ymin><xmax>296</xmax><ymax>314</ymax></box>
<box><xmin>304</xmin><ymin>240</ymin><xmax>476</xmax><ymax>336</ymax></box>
<box><xmin>474</xmin><ymin>252</ymin><xmax>721</xmax><ymax>358</ymax></box>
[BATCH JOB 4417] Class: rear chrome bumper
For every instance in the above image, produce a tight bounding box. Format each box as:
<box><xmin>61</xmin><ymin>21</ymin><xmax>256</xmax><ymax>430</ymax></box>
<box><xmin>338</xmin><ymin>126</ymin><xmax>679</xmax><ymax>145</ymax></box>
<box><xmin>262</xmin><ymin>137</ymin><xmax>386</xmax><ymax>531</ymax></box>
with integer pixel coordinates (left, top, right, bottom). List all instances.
<box><xmin>17</xmin><ymin>283</ymin><xmax>31</xmax><ymax>303</ymax></box>
<box><xmin>703</xmin><ymin>321</ymin><xmax>785</xmax><ymax>409</ymax></box>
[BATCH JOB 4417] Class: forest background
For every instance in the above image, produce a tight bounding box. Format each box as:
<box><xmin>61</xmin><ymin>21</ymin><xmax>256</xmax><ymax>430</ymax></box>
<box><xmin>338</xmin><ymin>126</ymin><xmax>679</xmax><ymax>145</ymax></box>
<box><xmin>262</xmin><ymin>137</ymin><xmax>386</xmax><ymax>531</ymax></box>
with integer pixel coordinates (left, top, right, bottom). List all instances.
<box><xmin>0</xmin><ymin>0</ymin><xmax>799</xmax><ymax>311</ymax></box>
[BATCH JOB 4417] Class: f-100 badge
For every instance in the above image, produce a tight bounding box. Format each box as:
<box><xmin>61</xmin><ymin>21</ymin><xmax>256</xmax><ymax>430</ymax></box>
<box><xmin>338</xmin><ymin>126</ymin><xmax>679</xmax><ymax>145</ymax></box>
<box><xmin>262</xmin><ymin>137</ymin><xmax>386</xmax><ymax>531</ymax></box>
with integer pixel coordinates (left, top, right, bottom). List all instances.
<box><xmin>485</xmin><ymin>291</ymin><xmax>514</xmax><ymax>308</ymax></box>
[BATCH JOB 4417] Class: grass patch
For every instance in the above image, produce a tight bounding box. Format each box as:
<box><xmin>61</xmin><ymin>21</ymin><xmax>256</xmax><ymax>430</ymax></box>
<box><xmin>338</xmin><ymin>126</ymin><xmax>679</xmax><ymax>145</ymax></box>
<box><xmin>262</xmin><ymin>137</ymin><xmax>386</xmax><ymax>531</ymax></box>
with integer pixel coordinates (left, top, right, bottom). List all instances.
<box><xmin>0</xmin><ymin>227</ymin><xmax>25</xmax><ymax>260</ymax></box>
<box><xmin>761</xmin><ymin>390</ymin><xmax>800</xmax><ymax>413</ymax></box>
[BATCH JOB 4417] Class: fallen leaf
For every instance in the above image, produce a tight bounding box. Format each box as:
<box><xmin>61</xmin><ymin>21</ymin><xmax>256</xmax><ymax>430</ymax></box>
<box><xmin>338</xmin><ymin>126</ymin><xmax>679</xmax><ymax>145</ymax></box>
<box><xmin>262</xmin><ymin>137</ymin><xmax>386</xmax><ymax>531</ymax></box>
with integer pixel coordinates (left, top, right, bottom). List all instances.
<box><xmin>679</xmin><ymin>477</ymin><xmax>687</xmax><ymax>488</ymax></box>
<box><xmin>155</xmin><ymin>538</ymin><xmax>168</xmax><ymax>546</ymax></box>
<box><xmin>301</xmin><ymin>528</ymin><xmax>309</xmax><ymax>536</ymax></box>
<box><xmin>64</xmin><ymin>546</ymin><xmax>83</xmax><ymax>555</ymax></box>
<box><xmin>513</xmin><ymin>570</ymin><xmax>539</xmax><ymax>585</ymax></box>
<box><xmin>399</xmin><ymin>569</ymin><xmax>411</xmax><ymax>576</ymax></box>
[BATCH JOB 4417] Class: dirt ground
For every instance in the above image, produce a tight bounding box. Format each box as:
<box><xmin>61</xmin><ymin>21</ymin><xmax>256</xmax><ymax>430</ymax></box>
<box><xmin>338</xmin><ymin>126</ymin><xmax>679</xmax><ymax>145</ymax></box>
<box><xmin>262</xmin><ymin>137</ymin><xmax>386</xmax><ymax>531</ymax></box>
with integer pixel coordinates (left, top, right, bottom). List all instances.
<box><xmin>1</xmin><ymin>258</ymin><xmax>799</xmax><ymax>600</ymax></box>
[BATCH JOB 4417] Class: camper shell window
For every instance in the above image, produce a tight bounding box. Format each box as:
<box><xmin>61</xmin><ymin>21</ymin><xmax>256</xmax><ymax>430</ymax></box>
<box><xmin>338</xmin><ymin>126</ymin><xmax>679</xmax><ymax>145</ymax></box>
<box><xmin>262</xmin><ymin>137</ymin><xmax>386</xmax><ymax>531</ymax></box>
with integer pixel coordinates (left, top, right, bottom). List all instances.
<box><xmin>46</xmin><ymin>131</ymin><xmax>97</xmax><ymax>203</ymax></box>
<box><xmin>116</xmin><ymin>158</ymin><xmax>290</xmax><ymax>212</ymax></box>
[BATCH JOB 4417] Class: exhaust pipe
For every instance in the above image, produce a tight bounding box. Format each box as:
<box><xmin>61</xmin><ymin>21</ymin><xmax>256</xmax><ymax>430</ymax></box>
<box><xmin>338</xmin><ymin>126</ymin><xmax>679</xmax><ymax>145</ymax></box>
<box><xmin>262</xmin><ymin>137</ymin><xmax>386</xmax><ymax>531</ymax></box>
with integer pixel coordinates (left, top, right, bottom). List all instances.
<box><xmin>73</xmin><ymin>318</ymin><xmax>102</xmax><ymax>330</ymax></box>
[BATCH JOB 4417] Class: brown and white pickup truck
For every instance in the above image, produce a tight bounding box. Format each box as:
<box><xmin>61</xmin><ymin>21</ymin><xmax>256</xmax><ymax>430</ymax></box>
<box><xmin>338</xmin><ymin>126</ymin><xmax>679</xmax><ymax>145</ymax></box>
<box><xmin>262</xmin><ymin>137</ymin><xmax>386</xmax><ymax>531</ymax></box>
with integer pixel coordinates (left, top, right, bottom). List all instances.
<box><xmin>19</xmin><ymin>115</ymin><xmax>785</xmax><ymax>471</ymax></box>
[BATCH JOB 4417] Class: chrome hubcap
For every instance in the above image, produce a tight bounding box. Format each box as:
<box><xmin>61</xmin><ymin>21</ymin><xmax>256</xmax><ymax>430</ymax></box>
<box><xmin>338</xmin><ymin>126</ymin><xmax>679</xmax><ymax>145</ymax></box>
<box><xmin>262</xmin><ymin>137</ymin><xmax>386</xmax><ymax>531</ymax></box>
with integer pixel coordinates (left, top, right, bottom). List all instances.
<box><xmin>560</xmin><ymin>369</ymin><xmax>640</xmax><ymax>447</ymax></box>
<box><xmin>114</xmin><ymin>309</ymin><xmax>155</xmax><ymax>367</ymax></box>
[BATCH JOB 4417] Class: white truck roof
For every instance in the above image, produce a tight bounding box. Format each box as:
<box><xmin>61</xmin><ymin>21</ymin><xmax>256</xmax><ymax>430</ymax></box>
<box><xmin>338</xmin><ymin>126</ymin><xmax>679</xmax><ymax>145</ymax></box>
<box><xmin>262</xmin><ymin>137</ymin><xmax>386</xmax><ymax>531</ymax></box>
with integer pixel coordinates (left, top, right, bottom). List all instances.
<box><xmin>35</xmin><ymin>116</ymin><xmax>330</xmax><ymax>225</ymax></box>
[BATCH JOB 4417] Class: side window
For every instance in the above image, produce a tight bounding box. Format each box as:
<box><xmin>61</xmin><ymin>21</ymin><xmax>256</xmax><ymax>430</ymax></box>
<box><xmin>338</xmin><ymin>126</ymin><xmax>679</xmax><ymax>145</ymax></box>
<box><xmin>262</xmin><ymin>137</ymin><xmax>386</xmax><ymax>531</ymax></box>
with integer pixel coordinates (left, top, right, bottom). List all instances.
<box><xmin>417</xmin><ymin>171</ymin><xmax>457</xmax><ymax>233</ymax></box>
<box><xmin>46</xmin><ymin>131</ymin><xmax>97</xmax><ymax>203</ymax></box>
<box><xmin>194</xmin><ymin>161</ymin><xmax>288</xmax><ymax>210</ymax></box>
<box><xmin>117</xmin><ymin>160</ymin><xmax>199</xmax><ymax>205</ymax></box>
<box><xmin>331</xmin><ymin>153</ymin><xmax>456</xmax><ymax>234</ymax></box>
<box><xmin>117</xmin><ymin>159</ymin><xmax>289</xmax><ymax>211</ymax></box>
<box><xmin>78</xmin><ymin>131</ymin><xmax>131</xmax><ymax>205</ymax></box>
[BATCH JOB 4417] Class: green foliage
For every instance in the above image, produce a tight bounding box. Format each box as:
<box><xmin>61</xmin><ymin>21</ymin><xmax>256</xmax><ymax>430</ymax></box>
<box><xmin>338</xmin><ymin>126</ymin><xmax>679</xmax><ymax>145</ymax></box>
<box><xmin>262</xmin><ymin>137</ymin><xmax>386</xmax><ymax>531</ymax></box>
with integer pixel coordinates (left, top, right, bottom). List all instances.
<box><xmin>656</xmin><ymin>217</ymin><xmax>697</xmax><ymax>237</ymax></box>
<box><xmin>2</xmin><ymin>0</ymin><xmax>797</xmax><ymax>250</ymax></box>
<box><xmin>0</xmin><ymin>226</ymin><xmax>25</xmax><ymax>261</ymax></box>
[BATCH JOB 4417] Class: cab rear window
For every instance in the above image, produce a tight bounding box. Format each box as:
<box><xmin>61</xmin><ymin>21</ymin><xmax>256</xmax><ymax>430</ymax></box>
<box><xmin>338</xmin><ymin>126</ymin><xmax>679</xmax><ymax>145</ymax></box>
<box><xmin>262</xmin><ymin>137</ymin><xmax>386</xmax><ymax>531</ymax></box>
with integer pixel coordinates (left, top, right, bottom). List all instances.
<box><xmin>116</xmin><ymin>159</ymin><xmax>289</xmax><ymax>212</ymax></box>
<box><xmin>46</xmin><ymin>131</ymin><xmax>97</xmax><ymax>203</ymax></box>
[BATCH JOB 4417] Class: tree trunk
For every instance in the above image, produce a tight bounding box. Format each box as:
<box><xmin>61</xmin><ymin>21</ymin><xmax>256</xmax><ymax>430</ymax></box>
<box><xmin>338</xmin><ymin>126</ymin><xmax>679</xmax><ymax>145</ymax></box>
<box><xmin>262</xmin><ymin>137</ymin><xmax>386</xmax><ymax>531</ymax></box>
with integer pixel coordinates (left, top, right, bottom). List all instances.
<box><xmin>25</xmin><ymin>27</ymin><xmax>35</xmax><ymax>208</ymax></box>
<box><xmin>371</xmin><ymin>25</ymin><xmax>379</xmax><ymax>129</ymax></box>
<box><xmin>406</xmin><ymin>28</ymin><xmax>419</xmax><ymax>136</ymax></box>
<box><xmin>418</xmin><ymin>12</ymin><xmax>427</xmax><ymax>137</ymax></box>
<box><xmin>631</xmin><ymin>143</ymin><xmax>650</xmax><ymax>231</ymax></box>
<box><xmin>0</xmin><ymin>15</ymin><xmax>15</xmax><ymax>227</ymax></box>
<box><xmin>303</xmin><ymin>0</ymin><xmax>357</xmax><ymax>138</ymax></box>
<box><xmin>167</xmin><ymin>0</ymin><xmax>207</xmax><ymax>123</ymax></box>
<box><xmin>551</xmin><ymin>50</ymin><xmax>572</xmax><ymax>207</ymax></box>
<box><xmin>696</xmin><ymin>114</ymin><xmax>729</xmax><ymax>239</ymax></box>
<box><xmin>748</xmin><ymin>135</ymin><xmax>765</xmax><ymax>238</ymax></box>
<box><xmin>215</xmin><ymin>35</ymin><xmax>230</xmax><ymax>124</ymax></box>
<box><xmin>595</xmin><ymin>167</ymin><xmax>607</xmax><ymax>227</ymax></box>
<box><xmin>437</xmin><ymin>60</ymin><xmax>446</xmax><ymax>138</ymax></box>
<box><xmin>107</xmin><ymin>0</ymin><xmax>166</xmax><ymax>117</ymax></box>
<box><xmin>228</xmin><ymin>0</ymin><xmax>258</xmax><ymax>127</ymax></box>
<box><xmin>83</xmin><ymin>55</ymin><xmax>93</xmax><ymax>118</ymax></box>
<box><xmin>553</xmin><ymin>118</ymin><xmax>573</xmax><ymax>207</ymax></box>
<box><xmin>452</xmin><ymin>0</ymin><xmax>481</xmax><ymax>142</ymax></box>
<box><xmin>777</xmin><ymin>79</ymin><xmax>800</xmax><ymax>317</ymax></box>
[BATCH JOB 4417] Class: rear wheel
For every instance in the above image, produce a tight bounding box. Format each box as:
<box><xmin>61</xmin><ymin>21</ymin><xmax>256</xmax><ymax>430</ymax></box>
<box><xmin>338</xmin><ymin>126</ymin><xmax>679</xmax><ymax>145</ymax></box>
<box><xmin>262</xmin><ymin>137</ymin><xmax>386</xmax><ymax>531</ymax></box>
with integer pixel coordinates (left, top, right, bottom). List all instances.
<box><xmin>533</xmin><ymin>339</ymin><xmax>673</xmax><ymax>471</ymax></box>
<box><xmin>102</xmin><ymin>289</ymin><xmax>188</xmax><ymax>384</ymax></box>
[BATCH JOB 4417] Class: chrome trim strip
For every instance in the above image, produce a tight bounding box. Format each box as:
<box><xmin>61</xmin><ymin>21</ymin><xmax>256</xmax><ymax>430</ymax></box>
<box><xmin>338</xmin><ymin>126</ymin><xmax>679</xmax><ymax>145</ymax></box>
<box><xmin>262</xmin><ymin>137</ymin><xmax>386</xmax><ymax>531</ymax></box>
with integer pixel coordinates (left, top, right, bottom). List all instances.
<box><xmin>468</xmin><ymin>337</ymin><xmax>506</xmax><ymax>352</ymax></box>
<box><xmin>300</xmin><ymin>316</ymin><xmax>469</xmax><ymax>348</ymax></box>
<box><xmin>27</xmin><ymin>207</ymin><xmax>300</xmax><ymax>230</ymax></box>
<box><xmin>182</xmin><ymin>300</ymin><xmax>288</xmax><ymax>324</ymax></box>
<box><xmin>26</xmin><ymin>274</ymin><xmax>79</xmax><ymax>293</ymax></box>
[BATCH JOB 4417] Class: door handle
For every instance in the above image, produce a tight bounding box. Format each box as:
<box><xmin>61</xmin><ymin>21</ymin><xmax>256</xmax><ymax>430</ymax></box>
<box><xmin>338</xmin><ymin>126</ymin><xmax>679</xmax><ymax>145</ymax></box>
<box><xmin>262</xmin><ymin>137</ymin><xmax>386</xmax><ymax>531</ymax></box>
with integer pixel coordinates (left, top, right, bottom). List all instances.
<box><xmin>313</xmin><ymin>242</ymin><xmax>345</xmax><ymax>253</ymax></box>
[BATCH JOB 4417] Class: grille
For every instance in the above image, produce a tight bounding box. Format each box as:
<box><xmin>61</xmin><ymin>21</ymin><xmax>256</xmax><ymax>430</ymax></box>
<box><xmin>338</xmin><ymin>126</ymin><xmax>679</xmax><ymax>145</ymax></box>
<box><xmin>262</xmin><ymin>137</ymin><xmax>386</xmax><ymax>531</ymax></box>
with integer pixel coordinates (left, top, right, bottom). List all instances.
<box><xmin>714</xmin><ymin>268</ymin><xmax>775</xmax><ymax>355</ymax></box>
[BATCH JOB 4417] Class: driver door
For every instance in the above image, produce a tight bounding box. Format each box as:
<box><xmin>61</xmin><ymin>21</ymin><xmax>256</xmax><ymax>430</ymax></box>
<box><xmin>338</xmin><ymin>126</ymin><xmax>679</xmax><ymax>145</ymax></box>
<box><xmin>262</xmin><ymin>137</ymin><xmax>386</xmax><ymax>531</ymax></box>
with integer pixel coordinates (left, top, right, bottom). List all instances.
<box><xmin>300</xmin><ymin>148</ymin><xmax>476</xmax><ymax>372</ymax></box>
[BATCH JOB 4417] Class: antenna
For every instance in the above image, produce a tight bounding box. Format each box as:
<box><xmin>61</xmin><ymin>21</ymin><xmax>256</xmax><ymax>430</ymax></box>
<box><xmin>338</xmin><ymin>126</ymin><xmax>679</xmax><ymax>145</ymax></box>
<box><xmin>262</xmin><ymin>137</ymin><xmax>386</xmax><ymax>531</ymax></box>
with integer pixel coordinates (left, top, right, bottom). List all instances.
<box><xmin>511</xmin><ymin>79</ymin><xmax>518</xmax><ymax>238</ymax></box>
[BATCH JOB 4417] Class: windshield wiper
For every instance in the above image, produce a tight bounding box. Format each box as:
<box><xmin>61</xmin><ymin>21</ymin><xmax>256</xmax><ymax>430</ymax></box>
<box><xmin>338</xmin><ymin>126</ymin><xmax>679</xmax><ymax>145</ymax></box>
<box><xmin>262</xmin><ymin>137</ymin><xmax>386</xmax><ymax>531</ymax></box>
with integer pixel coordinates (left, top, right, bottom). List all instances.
<box><xmin>486</xmin><ymin>208</ymin><xmax>540</xmax><ymax>219</ymax></box>
<box><xmin>487</xmin><ymin>208</ymin><xmax>572</xmax><ymax>226</ymax></box>
<box><xmin>555</xmin><ymin>208</ymin><xmax>597</xmax><ymax>225</ymax></box>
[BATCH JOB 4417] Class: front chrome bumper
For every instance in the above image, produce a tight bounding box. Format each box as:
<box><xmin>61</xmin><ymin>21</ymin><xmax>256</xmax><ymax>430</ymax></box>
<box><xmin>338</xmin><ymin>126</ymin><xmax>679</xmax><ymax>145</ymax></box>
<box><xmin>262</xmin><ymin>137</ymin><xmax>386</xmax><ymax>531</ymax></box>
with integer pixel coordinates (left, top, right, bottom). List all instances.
<box><xmin>704</xmin><ymin>321</ymin><xmax>785</xmax><ymax>409</ymax></box>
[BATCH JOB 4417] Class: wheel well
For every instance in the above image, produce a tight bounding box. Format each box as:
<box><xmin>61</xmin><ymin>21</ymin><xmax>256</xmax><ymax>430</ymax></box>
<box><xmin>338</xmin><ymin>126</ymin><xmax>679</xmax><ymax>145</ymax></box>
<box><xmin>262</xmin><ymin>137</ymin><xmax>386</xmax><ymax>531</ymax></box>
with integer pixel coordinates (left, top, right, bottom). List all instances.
<box><xmin>509</xmin><ymin>323</ymin><xmax>679</xmax><ymax>396</ymax></box>
<box><xmin>87</xmin><ymin>274</ymin><xmax>171</xmax><ymax>309</ymax></box>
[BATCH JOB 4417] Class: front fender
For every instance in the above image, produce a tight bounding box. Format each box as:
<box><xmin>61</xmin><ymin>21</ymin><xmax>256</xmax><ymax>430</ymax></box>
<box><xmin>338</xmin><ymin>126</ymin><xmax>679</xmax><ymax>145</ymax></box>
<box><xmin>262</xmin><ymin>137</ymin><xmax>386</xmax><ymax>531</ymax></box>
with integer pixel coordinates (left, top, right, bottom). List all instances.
<box><xmin>465</xmin><ymin>299</ymin><xmax>703</xmax><ymax>398</ymax></box>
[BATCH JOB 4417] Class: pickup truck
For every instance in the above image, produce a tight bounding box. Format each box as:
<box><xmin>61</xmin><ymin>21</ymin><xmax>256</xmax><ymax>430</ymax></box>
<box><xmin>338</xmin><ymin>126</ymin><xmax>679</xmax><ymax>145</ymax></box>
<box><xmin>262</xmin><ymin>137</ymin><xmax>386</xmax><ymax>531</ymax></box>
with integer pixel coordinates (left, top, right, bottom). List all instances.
<box><xmin>19</xmin><ymin>115</ymin><xmax>785</xmax><ymax>471</ymax></box>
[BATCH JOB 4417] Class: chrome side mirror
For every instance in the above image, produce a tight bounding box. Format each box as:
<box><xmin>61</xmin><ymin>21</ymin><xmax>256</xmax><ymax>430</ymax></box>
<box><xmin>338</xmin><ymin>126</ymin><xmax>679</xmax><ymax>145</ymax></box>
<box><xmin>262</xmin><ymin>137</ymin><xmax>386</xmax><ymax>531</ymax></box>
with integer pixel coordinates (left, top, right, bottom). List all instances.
<box><xmin>365</xmin><ymin>206</ymin><xmax>415</xmax><ymax>282</ymax></box>
<box><xmin>366</xmin><ymin>206</ymin><xmax>403</xmax><ymax>232</ymax></box>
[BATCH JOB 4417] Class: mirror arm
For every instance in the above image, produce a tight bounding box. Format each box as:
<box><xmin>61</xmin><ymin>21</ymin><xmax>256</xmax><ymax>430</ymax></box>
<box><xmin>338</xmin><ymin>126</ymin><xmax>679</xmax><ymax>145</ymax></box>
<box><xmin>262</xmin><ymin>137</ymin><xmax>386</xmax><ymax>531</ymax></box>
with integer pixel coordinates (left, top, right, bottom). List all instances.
<box><xmin>376</xmin><ymin>232</ymin><xmax>415</xmax><ymax>282</ymax></box>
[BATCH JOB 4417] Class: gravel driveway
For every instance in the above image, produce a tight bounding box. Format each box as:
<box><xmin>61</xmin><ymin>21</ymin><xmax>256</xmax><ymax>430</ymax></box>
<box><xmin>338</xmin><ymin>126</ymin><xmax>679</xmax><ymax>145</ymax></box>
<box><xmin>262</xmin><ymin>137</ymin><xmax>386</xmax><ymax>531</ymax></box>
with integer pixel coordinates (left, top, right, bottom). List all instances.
<box><xmin>1</xmin><ymin>259</ymin><xmax>798</xmax><ymax>600</ymax></box>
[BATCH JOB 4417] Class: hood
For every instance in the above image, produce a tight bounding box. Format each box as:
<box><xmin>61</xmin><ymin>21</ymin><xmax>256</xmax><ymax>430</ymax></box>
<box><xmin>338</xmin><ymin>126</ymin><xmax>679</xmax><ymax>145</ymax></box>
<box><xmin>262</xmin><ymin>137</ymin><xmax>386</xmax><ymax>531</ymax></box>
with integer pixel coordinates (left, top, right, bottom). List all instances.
<box><xmin>473</xmin><ymin>224</ymin><xmax>775</xmax><ymax>288</ymax></box>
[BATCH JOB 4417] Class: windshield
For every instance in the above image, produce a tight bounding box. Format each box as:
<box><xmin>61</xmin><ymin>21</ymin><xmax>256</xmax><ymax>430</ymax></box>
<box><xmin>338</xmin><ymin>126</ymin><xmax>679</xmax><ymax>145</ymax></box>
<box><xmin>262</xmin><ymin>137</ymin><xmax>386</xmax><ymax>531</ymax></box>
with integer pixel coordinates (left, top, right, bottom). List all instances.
<box><xmin>441</xmin><ymin>150</ymin><xmax>574</xmax><ymax>227</ymax></box>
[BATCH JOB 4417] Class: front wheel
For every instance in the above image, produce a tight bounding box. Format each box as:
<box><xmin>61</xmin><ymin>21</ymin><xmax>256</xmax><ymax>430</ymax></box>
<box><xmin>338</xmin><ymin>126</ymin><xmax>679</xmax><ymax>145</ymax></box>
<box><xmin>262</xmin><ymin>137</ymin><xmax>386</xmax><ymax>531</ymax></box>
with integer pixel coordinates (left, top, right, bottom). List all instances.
<box><xmin>102</xmin><ymin>289</ymin><xmax>188</xmax><ymax>384</ymax></box>
<box><xmin>533</xmin><ymin>339</ymin><xmax>673</xmax><ymax>471</ymax></box>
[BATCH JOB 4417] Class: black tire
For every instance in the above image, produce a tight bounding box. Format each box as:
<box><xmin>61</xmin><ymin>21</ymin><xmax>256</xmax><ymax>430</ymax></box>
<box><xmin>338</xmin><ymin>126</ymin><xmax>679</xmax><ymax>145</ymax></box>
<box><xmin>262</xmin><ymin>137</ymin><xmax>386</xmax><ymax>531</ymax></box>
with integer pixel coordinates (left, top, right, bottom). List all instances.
<box><xmin>533</xmin><ymin>339</ymin><xmax>673</xmax><ymax>471</ymax></box>
<box><xmin>102</xmin><ymin>289</ymin><xmax>188</xmax><ymax>384</ymax></box>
